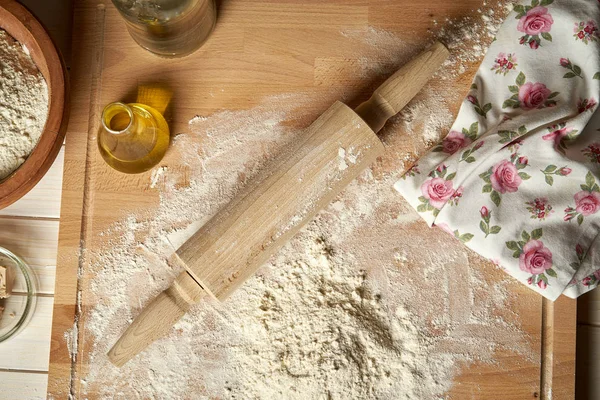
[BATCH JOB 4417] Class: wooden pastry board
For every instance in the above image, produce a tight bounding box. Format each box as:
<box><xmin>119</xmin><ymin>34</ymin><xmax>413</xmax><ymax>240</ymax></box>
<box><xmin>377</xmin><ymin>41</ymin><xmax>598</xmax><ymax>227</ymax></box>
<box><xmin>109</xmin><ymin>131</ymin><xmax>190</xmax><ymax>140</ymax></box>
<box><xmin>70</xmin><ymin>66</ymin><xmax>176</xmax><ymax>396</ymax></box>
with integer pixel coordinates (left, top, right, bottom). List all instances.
<box><xmin>48</xmin><ymin>0</ymin><xmax>577</xmax><ymax>398</ymax></box>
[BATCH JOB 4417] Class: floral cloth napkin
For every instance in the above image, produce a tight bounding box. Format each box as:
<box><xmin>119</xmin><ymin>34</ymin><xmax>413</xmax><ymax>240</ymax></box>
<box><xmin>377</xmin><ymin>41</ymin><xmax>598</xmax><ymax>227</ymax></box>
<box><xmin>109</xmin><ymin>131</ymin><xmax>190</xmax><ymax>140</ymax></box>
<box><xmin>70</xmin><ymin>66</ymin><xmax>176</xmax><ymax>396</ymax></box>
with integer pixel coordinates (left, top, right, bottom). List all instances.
<box><xmin>395</xmin><ymin>0</ymin><xmax>600</xmax><ymax>300</ymax></box>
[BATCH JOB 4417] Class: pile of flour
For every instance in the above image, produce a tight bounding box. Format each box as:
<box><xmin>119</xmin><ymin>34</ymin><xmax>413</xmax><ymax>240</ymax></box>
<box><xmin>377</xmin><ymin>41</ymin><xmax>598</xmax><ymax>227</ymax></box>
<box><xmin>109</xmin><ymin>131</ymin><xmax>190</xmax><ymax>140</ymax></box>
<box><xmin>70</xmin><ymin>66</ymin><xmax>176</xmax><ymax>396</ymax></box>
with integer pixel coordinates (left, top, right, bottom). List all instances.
<box><xmin>0</xmin><ymin>29</ymin><xmax>48</xmax><ymax>180</ymax></box>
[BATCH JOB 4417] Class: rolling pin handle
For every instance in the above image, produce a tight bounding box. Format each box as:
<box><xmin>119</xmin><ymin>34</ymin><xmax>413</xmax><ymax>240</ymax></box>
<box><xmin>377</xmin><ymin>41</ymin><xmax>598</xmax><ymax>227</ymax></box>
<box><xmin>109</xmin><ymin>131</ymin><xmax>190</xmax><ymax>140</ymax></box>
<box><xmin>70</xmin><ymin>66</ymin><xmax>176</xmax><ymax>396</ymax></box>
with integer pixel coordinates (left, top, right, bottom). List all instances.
<box><xmin>355</xmin><ymin>41</ymin><xmax>449</xmax><ymax>133</ymax></box>
<box><xmin>107</xmin><ymin>271</ymin><xmax>206</xmax><ymax>367</ymax></box>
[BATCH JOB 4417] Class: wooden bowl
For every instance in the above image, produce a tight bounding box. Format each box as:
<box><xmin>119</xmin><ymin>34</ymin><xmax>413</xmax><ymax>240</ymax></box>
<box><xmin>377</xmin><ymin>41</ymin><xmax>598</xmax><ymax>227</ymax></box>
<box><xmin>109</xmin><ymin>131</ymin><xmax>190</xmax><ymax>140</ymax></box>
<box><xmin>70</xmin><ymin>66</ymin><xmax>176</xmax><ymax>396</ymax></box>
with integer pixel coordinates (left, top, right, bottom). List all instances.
<box><xmin>0</xmin><ymin>0</ymin><xmax>68</xmax><ymax>209</ymax></box>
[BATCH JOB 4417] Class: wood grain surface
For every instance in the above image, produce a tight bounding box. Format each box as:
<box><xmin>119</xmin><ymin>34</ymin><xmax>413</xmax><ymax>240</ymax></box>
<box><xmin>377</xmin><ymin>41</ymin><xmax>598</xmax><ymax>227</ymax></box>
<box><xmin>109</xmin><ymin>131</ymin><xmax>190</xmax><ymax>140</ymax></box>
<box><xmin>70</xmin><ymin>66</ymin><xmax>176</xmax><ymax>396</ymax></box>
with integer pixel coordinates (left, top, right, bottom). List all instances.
<box><xmin>49</xmin><ymin>0</ymin><xmax>577</xmax><ymax>399</ymax></box>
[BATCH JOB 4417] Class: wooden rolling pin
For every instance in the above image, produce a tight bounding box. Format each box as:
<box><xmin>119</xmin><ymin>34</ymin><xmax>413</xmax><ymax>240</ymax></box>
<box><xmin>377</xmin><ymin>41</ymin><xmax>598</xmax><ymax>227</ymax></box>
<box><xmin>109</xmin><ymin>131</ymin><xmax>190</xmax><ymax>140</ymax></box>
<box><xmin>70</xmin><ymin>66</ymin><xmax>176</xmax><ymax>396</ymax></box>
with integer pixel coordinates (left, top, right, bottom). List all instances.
<box><xmin>108</xmin><ymin>41</ymin><xmax>449</xmax><ymax>366</ymax></box>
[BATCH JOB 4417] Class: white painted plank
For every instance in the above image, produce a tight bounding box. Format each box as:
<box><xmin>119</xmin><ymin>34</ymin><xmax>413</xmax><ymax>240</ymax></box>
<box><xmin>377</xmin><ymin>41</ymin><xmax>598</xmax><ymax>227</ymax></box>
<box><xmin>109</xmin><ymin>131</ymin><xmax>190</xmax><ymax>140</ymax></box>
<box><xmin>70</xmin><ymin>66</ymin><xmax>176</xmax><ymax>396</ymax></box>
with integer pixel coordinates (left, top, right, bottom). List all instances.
<box><xmin>0</xmin><ymin>371</ymin><xmax>47</xmax><ymax>400</ymax></box>
<box><xmin>0</xmin><ymin>146</ymin><xmax>64</xmax><ymax>219</ymax></box>
<box><xmin>0</xmin><ymin>297</ymin><xmax>53</xmax><ymax>371</ymax></box>
<box><xmin>11</xmin><ymin>265</ymin><xmax>56</xmax><ymax>297</ymax></box>
<box><xmin>0</xmin><ymin>219</ymin><xmax>58</xmax><ymax>294</ymax></box>
<box><xmin>578</xmin><ymin>287</ymin><xmax>600</xmax><ymax>326</ymax></box>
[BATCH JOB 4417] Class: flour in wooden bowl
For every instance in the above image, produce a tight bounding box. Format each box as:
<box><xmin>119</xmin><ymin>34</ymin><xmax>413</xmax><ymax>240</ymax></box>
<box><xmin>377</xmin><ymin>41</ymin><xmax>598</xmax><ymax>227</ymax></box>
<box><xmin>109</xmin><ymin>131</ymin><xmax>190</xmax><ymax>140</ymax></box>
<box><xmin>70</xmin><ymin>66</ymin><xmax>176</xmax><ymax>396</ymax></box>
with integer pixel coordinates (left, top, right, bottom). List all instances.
<box><xmin>0</xmin><ymin>29</ymin><xmax>48</xmax><ymax>180</ymax></box>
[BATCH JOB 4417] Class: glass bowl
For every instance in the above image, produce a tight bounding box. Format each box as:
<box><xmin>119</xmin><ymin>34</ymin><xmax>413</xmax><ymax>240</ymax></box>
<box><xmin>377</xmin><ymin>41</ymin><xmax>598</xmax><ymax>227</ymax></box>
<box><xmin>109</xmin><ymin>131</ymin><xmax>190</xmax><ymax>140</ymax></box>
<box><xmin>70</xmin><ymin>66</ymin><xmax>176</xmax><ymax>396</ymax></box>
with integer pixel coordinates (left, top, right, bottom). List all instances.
<box><xmin>0</xmin><ymin>246</ymin><xmax>37</xmax><ymax>342</ymax></box>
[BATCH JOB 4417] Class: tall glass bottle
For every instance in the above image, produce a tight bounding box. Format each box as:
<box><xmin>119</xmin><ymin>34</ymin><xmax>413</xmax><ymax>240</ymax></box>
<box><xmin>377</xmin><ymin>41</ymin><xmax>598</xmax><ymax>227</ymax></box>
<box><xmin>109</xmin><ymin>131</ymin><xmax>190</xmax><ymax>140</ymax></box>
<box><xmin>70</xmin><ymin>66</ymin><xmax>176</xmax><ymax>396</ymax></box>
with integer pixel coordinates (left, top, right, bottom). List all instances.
<box><xmin>111</xmin><ymin>0</ymin><xmax>217</xmax><ymax>58</ymax></box>
<box><xmin>98</xmin><ymin>102</ymin><xmax>170</xmax><ymax>174</ymax></box>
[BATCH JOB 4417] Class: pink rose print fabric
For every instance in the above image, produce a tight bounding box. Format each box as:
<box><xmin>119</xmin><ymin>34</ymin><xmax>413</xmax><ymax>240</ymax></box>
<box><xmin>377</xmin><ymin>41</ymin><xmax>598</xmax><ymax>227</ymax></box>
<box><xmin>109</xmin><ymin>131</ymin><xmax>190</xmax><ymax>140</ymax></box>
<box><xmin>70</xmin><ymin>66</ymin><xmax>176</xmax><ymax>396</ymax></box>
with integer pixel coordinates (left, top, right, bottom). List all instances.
<box><xmin>526</xmin><ymin>197</ymin><xmax>554</xmax><ymax>220</ymax></box>
<box><xmin>443</xmin><ymin>131</ymin><xmax>471</xmax><ymax>154</ymax></box>
<box><xmin>575</xmin><ymin>191</ymin><xmax>600</xmax><ymax>216</ymax></box>
<box><xmin>492</xmin><ymin>53</ymin><xmax>518</xmax><ymax>76</ymax></box>
<box><xmin>542</xmin><ymin>122</ymin><xmax>578</xmax><ymax>154</ymax></box>
<box><xmin>574</xmin><ymin>20</ymin><xmax>598</xmax><ymax>44</ymax></box>
<box><xmin>503</xmin><ymin>71</ymin><xmax>559</xmax><ymax>109</ymax></box>
<box><xmin>421</xmin><ymin>177</ymin><xmax>454</xmax><ymax>209</ymax></box>
<box><xmin>519</xmin><ymin>82</ymin><xmax>552</xmax><ymax>108</ymax></box>
<box><xmin>395</xmin><ymin>0</ymin><xmax>600</xmax><ymax>300</ymax></box>
<box><xmin>515</xmin><ymin>1</ymin><xmax>555</xmax><ymax>48</ymax></box>
<box><xmin>491</xmin><ymin>159</ymin><xmax>523</xmax><ymax>193</ymax></box>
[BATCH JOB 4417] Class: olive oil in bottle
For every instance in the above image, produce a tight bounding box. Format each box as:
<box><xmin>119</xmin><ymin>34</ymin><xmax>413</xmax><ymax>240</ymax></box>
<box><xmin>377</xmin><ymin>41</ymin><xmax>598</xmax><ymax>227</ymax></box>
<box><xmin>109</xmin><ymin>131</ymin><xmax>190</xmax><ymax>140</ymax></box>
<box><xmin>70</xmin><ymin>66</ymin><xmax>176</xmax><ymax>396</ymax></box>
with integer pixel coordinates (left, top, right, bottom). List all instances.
<box><xmin>98</xmin><ymin>102</ymin><xmax>170</xmax><ymax>174</ymax></box>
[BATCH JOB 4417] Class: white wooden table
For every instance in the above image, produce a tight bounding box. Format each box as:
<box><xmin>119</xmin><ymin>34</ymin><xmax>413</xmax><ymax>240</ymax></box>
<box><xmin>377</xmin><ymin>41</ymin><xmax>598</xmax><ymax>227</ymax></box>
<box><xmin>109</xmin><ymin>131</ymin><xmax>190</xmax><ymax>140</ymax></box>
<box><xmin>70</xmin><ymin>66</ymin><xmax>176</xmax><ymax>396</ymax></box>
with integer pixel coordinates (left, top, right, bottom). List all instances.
<box><xmin>0</xmin><ymin>148</ymin><xmax>64</xmax><ymax>399</ymax></box>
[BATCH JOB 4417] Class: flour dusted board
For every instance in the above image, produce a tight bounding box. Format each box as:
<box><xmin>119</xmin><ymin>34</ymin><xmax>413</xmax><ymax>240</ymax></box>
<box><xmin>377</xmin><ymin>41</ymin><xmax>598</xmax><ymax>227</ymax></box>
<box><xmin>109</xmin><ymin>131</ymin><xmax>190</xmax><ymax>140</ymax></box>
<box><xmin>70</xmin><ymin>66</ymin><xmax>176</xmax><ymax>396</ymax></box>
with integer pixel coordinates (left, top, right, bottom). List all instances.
<box><xmin>50</xmin><ymin>0</ymin><xmax>576</xmax><ymax>399</ymax></box>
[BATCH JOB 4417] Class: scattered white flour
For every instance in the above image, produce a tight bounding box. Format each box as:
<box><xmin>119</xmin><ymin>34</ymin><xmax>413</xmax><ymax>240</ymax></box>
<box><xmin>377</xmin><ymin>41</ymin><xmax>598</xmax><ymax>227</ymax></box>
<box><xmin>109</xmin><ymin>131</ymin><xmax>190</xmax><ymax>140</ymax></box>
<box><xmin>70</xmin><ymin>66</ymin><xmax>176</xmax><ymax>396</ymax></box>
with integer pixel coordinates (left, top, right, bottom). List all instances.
<box><xmin>64</xmin><ymin>322</ymin><xmax>78</xmax><ymax>362</ymax></box>
<box><xmin>436</xmin><ymin>8</ymin><xmax>508</xmax><ymax>78</ymax></box>
<box><xmin>0</xmin><ymin>29</ymin><xmax>48</xmax><ymax>180</ymax></box>
<box><xmin>74</xmin><ymin>2</ymin><xmax>534</xmax><ymax>399</ymax></box>
<box><xmin>149</xmin><ymin>166</ymin><xmax>167</xmax><ymax>188</ymax></box>
<box><xmin>397</xmin><ymin>95</ymin><xmax>455</xmax><ymax>146</ymax></box>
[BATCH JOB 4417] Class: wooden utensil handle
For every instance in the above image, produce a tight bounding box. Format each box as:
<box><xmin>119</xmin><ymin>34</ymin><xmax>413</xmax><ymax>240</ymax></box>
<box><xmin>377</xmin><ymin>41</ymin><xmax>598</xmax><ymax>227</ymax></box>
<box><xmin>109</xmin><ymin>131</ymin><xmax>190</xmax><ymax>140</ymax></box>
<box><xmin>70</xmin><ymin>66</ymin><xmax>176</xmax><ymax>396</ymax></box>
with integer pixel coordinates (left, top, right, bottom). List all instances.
<box><xmin>355</xmin><ymin>41</ymin><xmax>449</xmax><ymax>132</ymax></box>
<box><xmin>107</xmin><ymin>271</ymin><xmax>206</xmax><ymax>367</ymax></box>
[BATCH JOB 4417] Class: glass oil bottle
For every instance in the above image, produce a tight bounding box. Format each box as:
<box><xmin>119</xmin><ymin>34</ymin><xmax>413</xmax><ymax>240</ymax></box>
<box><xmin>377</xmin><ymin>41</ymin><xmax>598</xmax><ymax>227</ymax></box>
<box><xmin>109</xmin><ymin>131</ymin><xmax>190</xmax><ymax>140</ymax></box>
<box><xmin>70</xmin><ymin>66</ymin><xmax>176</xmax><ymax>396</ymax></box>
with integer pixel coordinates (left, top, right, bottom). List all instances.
<box><xmin>98</xmin><ymin>102</ymin><xmax>170</xmax><ymax>174</ymax></box>
<box><xmin>111</xmin><ymin>0</ymin><xmax>217</xmax><ymax>58</ymax></box>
